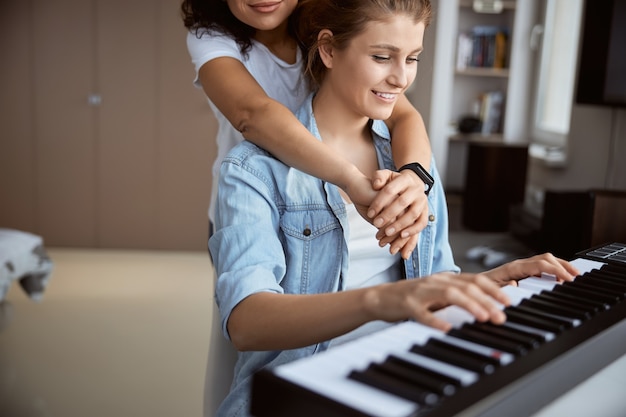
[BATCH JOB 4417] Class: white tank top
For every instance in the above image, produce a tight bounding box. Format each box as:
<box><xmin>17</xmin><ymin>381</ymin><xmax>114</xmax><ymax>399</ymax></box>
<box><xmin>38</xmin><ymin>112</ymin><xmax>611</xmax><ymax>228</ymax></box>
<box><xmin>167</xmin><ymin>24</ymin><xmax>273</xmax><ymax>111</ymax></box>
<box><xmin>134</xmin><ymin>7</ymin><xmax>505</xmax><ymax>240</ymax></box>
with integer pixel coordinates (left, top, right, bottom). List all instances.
<box><xmin>329</xmin><ymin>202</ymin><xmax>402</xmax><ymax>347</ymax></box>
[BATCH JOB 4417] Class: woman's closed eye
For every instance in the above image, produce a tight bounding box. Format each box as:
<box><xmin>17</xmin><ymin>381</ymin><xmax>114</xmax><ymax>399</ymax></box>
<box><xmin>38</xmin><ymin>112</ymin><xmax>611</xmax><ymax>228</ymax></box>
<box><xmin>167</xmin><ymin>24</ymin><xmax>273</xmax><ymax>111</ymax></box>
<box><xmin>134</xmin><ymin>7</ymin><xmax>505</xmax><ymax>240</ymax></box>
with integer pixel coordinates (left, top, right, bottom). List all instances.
<box><xmin>372</xmin><ymin>54</ymin><xmax>391</xmax><ymax>62</ymax></box>
<box><xmin>371</xmin><ymin>55</ymin><xmax>420</xmax><ymax>64</ymax></box>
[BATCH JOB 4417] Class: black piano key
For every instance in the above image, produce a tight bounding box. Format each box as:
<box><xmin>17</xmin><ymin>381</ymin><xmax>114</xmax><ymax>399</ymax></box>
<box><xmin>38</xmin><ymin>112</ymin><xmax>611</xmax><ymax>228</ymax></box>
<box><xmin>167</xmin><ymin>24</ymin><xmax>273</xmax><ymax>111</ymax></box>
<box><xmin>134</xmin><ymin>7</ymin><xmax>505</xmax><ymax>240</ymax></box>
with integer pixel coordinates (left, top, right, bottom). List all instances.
<box><xmin>447</xmin><ymin>327</ymin><xmax>528</xmax><ymax>355</ymax></box>
<box><xmin>520</xmin><ymin>297</ymin><xmax>590</xmax><ymax>321</ymax></box>
<box><xmin>461</xmin><ymin>322</ymin><xmax>542</xmax><ymax>350</ymax></box>
<box><xmin>563</xmin><ymin>281</ymin><xmax>623</xmax><ymax>301</ymax></box>
<box><xmin>368</xmin><ymin>361</ymin><xmax>451</xmax><ymax>398</ymax></box>
<box><xmin>588</xmin><ymin>269</ymin><xmax>626</xmax><ymax>282</ymax></box>
<box><xmin>501</xmin><ymin>320</ymin><xmax>556</xmax><ymax>342</ymax></box>
<box><xmin>533</xmin><ymin>292</ymin><xmax>598</xmax><ymax>316</ymax></box>
<box><xmin>504</xmin><ymin>306</ymin><xmax>566</xmax><ymax>334</ymax></box>
<box><xmin>399</xmin><ymin>349</ymin><xmax>480</xmax><ymax>386</ymax></box>
<box><xmin>552</xmin><ymin>283</ymin><xmax>618</xmax><ymax>306</ymax></box>
<box><xmin>577</xmin><ymin>274</ymin><xmax>626</xmax><ymax>293</ymax></box>
<box><xmin>509</xmin><ymin>304</ymin><xmax>579</xmax><ymax>328</ymax></box>
<box><xmin>585</xmin><ymin>271</ymin><xmax>626</xmax><ymax>288</ymax></box>
<box><xmin>349</xmin><ymin>365</ymin><xmax>440</xmax><ymax>406</ymax></box>
<box><xmin>377</xmin><ymin>356</ymin><xmax>457</xmax><ymax>396</ymax></box>
<box><xmin>532</xmin><ymin>292</ymin><xmax>596</xmax><ymax>317</ymax></box>
<box><xmin>410</xmin><ymin>341</ymin><xmax>496</xmax><ymax>374</ymax></box>
<box><xmin>427</xmin><ymin>338</ymin><xmax>502</xmax><ymax>367</ymax></box>
<box><xmin>601</xmin><ymin>263</ymin><xmax>626</xmax><ymax>275</ymax></box>
<box><xmin>578</xmin><ymin>274</ymin><xmax>626</xmax><ymax>294</ymax></box>
<box><xmin>387</xmin><ymin>354</ymin><xmax>462</xmax><ymax>388</ymax></box>
<box><xmin>439</xmin><ymin>336</ymin><xmax>514</xmax><ymax>365</ymax></box>
<box><xmin>588</xmin><ymin>269</ymin><xmax>626</xmax><ymax>283</ymax></box>
<box><xmin>539</xmin><ymin>289</ymin><xmax>607</xmax><ymax>312</ymax></box>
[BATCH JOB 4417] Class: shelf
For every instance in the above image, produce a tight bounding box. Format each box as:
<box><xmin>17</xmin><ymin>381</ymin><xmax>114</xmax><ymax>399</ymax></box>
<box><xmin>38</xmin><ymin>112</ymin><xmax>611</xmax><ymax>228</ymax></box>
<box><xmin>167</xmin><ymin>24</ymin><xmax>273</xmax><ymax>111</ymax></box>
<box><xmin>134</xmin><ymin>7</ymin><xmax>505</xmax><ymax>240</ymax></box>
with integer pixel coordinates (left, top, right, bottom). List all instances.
<box><xmin>455</xmin><ymin>67</ymin><xmax>509</xmax><ymax>77</ymax></box>
<box><xmin>449</xmin><ymin>133</ymin><xmax>531</xmax><ymax>147</ymax></box>
<box><xmin>449</xmin><ymin>133</ymin><xmax>503</xmax><ymax>143</ymax></box>
<box><xmin>459</xmin><ymin>0</ymin><xmax>517</xmax><ymax>12</ymax></box>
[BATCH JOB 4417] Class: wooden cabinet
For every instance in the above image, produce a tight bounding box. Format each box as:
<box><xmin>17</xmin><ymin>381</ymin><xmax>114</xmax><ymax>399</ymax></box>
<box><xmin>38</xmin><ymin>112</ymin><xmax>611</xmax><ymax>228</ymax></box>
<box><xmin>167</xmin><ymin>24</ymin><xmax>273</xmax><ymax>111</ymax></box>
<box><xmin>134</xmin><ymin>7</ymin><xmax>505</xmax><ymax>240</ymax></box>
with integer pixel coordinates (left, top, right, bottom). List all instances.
<box><xmin>0</xmin><ymin>0</ymin><xmax>216</xmax><ymax>250</ymax></box>
<box><xmin>462</xmin><ymin>140</ymin><xmax>528</xmax><ymax>231</ymax></box>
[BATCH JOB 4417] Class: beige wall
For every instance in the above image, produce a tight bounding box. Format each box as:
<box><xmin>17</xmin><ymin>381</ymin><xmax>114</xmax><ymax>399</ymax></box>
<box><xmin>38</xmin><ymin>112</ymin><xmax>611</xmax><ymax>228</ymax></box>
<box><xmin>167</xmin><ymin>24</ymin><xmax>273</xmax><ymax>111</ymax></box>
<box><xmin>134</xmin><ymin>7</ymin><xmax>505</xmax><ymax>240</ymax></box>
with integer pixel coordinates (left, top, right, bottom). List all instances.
<box><xmin>0</xmin><ymin>0</ymin><xmax>217</xmax><ymax>250</ymax></box>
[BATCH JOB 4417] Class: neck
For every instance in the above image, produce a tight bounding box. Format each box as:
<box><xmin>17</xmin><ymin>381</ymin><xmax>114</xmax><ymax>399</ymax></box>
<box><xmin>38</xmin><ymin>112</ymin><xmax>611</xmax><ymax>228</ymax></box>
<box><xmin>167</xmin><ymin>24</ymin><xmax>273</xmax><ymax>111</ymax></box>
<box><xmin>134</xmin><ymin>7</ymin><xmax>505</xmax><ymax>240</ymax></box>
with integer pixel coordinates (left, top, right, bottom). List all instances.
<box><xmin>312</xmin><ymin>86</ymin><xmax>378</xmax><ymax>182</ymax></box>
<box><xmin>254</xmin><ymin>23</ymin><xmax>297</xmax><ymax>64</ymax></box>
<box><xmin>312</xmin><ymin>85</ymin><xmax>371</xmax><ymax>146</ymax></box>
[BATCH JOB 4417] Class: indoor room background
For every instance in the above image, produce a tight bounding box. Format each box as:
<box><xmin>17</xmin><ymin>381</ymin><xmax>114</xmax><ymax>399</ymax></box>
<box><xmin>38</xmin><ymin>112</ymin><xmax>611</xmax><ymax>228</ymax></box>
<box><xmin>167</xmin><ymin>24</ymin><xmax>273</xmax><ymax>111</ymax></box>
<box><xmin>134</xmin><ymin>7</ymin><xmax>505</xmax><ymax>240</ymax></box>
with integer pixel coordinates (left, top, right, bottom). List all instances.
<box><xmin>0</xmin><ymin>1</ymin><xmax>625</xmax><ymax>417</ymax></box>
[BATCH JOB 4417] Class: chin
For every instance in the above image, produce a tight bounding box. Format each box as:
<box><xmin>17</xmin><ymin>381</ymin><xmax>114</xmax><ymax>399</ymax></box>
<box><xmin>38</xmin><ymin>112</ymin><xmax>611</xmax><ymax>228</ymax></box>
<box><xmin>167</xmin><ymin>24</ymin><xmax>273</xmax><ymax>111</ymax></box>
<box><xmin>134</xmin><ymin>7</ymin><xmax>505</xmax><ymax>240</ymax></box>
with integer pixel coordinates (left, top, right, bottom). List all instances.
<box><xmin>367</xmin><ymin>109</ymin><xmax>394</xmax><ymax>121</ymax></box>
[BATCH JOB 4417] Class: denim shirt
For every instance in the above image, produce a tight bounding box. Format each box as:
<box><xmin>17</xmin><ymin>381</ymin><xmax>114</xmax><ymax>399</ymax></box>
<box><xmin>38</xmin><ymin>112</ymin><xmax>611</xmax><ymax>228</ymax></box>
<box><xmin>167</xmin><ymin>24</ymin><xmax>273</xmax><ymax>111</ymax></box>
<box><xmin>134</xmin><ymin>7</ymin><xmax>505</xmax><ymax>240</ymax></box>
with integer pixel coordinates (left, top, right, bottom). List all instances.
<box><xmin>209</xmin><ymin>94</ymin><xmax>459</xmax><ymax>417</ymax></box>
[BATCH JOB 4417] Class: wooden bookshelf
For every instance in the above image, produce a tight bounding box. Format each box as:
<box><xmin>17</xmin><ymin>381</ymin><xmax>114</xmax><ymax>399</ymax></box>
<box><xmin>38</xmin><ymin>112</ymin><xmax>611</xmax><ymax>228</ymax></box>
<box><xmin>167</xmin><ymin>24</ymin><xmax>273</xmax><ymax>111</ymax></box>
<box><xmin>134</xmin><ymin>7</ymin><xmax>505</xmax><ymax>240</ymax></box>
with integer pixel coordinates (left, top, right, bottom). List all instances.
<box><xmin>432</xmin><ymin>0</ymin><xmax>536</xmax><ymax>191</ymax></box>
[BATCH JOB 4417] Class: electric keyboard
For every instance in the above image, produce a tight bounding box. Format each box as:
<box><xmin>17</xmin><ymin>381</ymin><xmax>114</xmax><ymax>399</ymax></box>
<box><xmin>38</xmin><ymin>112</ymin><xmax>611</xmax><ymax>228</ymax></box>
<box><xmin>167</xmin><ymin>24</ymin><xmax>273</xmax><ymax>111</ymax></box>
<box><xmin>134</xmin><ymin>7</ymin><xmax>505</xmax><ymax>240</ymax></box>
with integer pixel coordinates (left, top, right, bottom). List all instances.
<box><xmin>250</xmin><ymin>252</ymin><xmax>626</xmax><ymax>417</ymax></box>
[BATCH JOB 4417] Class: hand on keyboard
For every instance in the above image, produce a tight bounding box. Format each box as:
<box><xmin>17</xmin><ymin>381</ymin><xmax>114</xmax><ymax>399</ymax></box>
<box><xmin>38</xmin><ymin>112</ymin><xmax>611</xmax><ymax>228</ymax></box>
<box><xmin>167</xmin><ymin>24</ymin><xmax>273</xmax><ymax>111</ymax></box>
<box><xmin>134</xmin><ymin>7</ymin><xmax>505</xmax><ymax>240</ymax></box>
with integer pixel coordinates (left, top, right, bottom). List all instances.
<box><xmin>367</xmin><ymin>272</ymin><xmax>510</xmax><ymax>332</ymax></box>
<box><xmin>482</xmin><ymin>253</ymin><xmax>580</xmax><ymax>287</ymax></box>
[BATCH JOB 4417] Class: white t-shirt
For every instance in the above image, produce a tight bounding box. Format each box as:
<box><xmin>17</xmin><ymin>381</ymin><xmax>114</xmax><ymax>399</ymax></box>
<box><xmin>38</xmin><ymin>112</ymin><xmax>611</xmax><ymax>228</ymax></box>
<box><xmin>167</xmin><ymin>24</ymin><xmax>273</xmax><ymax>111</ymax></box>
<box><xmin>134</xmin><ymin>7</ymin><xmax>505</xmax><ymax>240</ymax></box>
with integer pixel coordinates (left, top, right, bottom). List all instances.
<box><xmin>186</xmin><ymin>29</ymin><xmax>308</xmax><ymax>222</ymax></box>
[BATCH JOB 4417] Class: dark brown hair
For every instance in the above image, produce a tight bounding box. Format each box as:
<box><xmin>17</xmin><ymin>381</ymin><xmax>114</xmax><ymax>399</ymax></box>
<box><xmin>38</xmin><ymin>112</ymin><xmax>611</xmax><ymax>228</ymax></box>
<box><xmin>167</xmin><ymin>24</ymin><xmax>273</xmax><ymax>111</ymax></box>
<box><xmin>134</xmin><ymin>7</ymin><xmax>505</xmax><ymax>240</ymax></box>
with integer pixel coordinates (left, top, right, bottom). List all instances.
<box><xmin>293</xmin><ymin>0</ymin><xmax>432</xmax><ymax>90</ymax></box>
<box><xmin>181</xmin><ymin>0</ymin><xmax>296</xmax><ymax>54</ymax></box>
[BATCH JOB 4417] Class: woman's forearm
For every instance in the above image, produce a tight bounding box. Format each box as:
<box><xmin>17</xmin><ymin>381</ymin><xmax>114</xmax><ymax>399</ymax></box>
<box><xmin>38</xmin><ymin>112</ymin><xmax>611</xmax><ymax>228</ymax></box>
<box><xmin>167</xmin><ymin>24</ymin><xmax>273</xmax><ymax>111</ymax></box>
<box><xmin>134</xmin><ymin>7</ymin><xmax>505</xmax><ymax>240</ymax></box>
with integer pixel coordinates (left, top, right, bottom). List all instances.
<box><xmin>240</xmin><ymin>98</ymin><xmax>369</xmax><ymax>195</ymax></box>
<box><xmin>227</xmin><ymin>290</ymin><xmax>375</xmax><ymax>351</ymax></box>
<box><xmin>387</xmin><ymin>94</ymin><xmax>432</xmax><ymax>170</ymax></box>
<box><xmin>199</xmin><ymin>57</ymin><xmax>372</xmax><ymax>203</ymax></box>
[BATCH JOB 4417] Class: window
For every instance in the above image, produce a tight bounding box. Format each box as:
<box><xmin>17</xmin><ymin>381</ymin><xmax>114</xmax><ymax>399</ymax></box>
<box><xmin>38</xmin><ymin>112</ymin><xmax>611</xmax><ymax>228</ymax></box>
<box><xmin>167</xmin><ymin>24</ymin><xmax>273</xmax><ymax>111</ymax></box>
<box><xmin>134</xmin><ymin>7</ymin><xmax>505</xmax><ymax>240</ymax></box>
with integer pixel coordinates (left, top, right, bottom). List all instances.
<box><xmin>532</xmin><ymin>0</ymin><xmax>584</xmax><ymax>146</ymax></box>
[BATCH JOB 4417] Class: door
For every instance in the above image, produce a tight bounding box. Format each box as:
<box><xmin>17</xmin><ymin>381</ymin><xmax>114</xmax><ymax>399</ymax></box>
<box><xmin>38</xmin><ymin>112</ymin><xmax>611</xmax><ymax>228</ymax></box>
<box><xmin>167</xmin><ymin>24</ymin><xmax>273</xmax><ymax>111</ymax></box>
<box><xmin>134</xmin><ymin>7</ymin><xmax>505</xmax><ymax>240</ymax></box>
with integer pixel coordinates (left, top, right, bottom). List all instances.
<box><xmin>0</xmin><ymin>0</ymin><xmax>216</xmax><ymax>250</ymax></box>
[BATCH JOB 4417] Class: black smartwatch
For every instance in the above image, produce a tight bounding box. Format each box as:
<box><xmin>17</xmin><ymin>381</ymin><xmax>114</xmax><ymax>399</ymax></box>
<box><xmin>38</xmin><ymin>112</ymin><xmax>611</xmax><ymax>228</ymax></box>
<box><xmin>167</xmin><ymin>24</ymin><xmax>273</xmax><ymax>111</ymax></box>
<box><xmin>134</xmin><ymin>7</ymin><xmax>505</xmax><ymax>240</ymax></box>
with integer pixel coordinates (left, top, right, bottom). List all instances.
<box><xmin>398</xmin><ymin>162</ymin><xmax>434</xmax><ymax>195</ymax></box>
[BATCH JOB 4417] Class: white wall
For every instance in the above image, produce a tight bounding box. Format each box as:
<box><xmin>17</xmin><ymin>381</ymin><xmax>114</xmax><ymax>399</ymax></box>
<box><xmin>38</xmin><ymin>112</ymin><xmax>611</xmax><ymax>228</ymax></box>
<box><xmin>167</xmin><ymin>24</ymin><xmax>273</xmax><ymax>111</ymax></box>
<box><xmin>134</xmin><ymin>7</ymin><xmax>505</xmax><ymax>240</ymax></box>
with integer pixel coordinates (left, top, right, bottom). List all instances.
<box><xmin>526</xmin><ymin>106</ymin><xmax>626</xmax><ymax>212</ymax></box>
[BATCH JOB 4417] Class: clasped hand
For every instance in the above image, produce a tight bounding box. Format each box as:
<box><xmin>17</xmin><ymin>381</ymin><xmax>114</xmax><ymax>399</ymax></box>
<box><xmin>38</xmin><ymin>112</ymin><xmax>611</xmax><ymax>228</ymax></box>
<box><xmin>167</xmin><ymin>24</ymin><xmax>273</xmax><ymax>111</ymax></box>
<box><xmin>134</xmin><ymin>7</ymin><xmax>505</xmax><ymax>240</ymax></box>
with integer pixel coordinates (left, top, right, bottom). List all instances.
<box><xmin>347</xmin><ymin>169</ymin><xmax>429</xmax><ymax>259</ymax></box>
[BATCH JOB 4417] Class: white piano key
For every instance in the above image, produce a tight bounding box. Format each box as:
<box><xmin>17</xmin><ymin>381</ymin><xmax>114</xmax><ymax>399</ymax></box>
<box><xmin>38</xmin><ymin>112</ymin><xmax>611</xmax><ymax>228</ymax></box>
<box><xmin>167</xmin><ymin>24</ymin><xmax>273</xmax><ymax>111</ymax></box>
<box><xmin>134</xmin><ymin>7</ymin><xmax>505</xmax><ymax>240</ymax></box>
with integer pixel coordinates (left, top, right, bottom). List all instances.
<box><xmin>434</xmin><ymin>305</ymin><xmax>475</xmax><ymax>326</ymax></box>
<box><xmin>275</xmin><ymin>367</ymin><xmax>418</xmax><ymax>417</ymax></box>
<box><xmin>570</xmin><ymin>258</ymin><xmax>606</xmax><ymax>274</ymax></box>
<box><xmin>274</xmin><ymin>322</ymin><xmax>438</xmax><ymax>417</ymax></box>
<box><xmin>374</xmin><ymin>320</ymin><xmax>443</xmax><ymax>349</ymax></box>
<box><xmin>519</xmin><ymin>277</ymin><xmax>559</xmax><ymax>292</ymax></box>
<box><xmin>502</xmin><ymin>285</ymin><xmax>540</xmax><ymax>304</ymax></box>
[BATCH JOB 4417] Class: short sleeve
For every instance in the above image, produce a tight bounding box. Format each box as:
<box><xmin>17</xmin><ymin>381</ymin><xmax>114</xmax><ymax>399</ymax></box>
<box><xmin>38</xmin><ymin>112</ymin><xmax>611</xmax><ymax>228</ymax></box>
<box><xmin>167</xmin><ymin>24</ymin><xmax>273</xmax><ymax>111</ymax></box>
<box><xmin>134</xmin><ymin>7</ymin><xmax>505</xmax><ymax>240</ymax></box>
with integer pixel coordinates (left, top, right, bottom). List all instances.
<box><xmin>186</xmin><ymin>29</ymin><xmax>242</xmax><ymax>88</ymax></box>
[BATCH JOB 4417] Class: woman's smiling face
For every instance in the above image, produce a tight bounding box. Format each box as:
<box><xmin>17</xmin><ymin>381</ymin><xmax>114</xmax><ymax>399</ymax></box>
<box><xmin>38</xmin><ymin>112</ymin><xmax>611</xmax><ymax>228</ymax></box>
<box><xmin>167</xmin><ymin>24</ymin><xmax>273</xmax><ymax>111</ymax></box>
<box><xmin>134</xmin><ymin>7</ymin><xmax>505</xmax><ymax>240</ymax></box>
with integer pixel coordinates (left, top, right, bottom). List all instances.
<box><xmin>226</xmin><ymin>0</ymin><xmax>297</xmax><ymax>31</ymax></box>
<box><xmin>323</xmin><ymin>14</ymin><xmax>425</xmax><ymax>121</ymax></box>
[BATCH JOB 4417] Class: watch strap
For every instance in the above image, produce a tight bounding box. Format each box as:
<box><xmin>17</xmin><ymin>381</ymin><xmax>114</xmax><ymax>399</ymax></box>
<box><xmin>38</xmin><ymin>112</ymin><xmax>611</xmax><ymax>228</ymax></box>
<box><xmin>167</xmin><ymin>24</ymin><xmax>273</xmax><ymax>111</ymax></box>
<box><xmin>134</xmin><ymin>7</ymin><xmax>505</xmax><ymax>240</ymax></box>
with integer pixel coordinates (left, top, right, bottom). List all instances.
<box><xmin>398</xmin><ymin>162</ymin><xmax>434</xmax><ymax>195</ymax></box>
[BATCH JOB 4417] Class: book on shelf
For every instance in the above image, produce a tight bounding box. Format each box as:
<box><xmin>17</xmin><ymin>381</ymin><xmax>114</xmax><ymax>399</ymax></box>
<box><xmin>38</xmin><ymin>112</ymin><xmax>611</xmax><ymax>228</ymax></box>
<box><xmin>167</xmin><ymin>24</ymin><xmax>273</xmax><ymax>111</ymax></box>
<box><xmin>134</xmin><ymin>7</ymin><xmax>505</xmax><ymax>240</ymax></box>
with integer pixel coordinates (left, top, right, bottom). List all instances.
<box><xmin>456</xmin><ymin>26</ymin><xmax>508</xmax><ymax>70</ymax></box>
<box><xmin>477</xmin><ymin>91</ymin><xmax>504</xmax><ymax>135</ymax></box>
